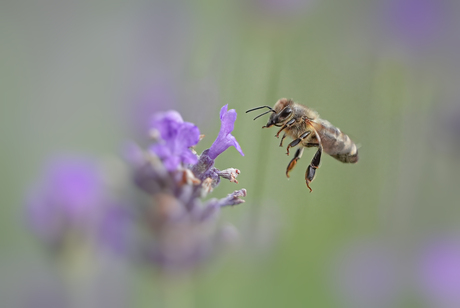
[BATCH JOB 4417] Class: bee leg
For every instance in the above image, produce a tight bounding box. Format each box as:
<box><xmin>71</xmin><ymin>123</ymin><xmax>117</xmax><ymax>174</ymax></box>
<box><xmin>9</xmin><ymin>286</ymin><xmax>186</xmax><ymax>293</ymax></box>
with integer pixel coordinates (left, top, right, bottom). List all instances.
<box><xmin>286</xmin><ymin>131</ymin><xmax>311</xmax><ymax>155</ymax></box>
<box><xmin>275</xmin><ymin>126</ymin><xmax>286</xmax><ymax>138</ymax></box>
<box><xmin>286</xmin><ymin>148</ymin><xmax>304</xmax><ymax>178</ymax></box>
<box><xmin>275</xmin><ymin>119</ymin><xmax>295</xmax><ymax>138</ymax></box>
<box><xmin>279</xmin><ymin>134</ymin><xmax>287</xmax><ymax>147</ymax></box>
<box><xmin>305</xmin><ymin>147</ymin><xmax>322</xmax><ymax>192</ymax></box>
<box><xmin>286</xmin><ymin>138</ymin><xmax>301</xmax><ymax>155</ymax></box>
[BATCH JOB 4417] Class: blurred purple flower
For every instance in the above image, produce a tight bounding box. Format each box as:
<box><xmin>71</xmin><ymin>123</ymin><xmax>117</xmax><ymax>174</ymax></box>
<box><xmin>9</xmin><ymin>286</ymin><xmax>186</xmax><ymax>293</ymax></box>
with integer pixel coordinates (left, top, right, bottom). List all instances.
<box><xmin>330</xmin><ymin>239</ymin><xmax>400</xmax><ymax>308</ymax></box>
<box><xmin>417</xmin><ymin>237</ymin><xmax>460</xmax><ymax>307</ymax></box>
<box><xmin>150</xmin><ymin>111</ymin><xmax>200</xmax><ymax>171</ymax></box>
<box><xmin>26</xmin><ymin>157</ymin><xmax>133</xmax><ymax>255</ymax></box>
<box><xmin>26</xmin><ymin>158</ymin><xmax>104</xmax><ymax>245</ymax></box>
<box><xmin>380</xmin><ymin>0</ymin><xmax>449</xmax><ymax>50</ymax></box>
<box><xmin>208</xmin><ymin>105</ymin><xmax>244</xmax><ymax>160</ymax></box>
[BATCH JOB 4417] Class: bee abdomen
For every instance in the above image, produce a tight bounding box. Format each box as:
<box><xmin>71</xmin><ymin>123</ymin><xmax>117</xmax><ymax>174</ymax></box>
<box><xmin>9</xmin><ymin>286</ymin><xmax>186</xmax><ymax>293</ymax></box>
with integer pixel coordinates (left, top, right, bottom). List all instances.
<box><xmin>318</xmin><ymin>120</ymin><xmax>359</xmax><ymax>164</ymax></box>
<box><xmin>330</xmin><ymin>148</ymin><xmax>359</xmax><ymax>163</ymax></box>
<box><xmin>328</xmin><ymin>132</ymin><xmax>359</xmax><ymax>163</ymax></box>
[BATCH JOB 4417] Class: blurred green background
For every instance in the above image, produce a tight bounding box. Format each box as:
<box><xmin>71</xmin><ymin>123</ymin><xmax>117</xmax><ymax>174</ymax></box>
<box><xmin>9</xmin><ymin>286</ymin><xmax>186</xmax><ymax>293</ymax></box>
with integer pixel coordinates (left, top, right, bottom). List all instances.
<box><xmin>1</xmin><ymin>0</ymin><xmax>460</xmax><ymax>307</ymax></box>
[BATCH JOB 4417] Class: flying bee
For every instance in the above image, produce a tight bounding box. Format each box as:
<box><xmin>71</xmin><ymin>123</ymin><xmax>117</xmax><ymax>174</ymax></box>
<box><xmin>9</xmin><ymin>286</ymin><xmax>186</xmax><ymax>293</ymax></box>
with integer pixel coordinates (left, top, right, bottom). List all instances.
<box><xmin>246</xmin><ymin>98</ymin><xmax>359</xmax><ymax>192</ymax></box>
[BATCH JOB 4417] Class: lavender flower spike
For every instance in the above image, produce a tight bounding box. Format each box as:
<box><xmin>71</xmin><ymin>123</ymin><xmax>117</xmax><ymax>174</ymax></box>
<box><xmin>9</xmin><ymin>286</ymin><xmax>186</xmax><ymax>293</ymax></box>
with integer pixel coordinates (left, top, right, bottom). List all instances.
<box><xmin>150</xmin><ymin>111</ymin><xmax>200</xmax><ymax>171</ymax></box>
<box><xmin>208</xmin><ymin>105</ymin><xmax>244</xmax><ymax>159</ymax></box>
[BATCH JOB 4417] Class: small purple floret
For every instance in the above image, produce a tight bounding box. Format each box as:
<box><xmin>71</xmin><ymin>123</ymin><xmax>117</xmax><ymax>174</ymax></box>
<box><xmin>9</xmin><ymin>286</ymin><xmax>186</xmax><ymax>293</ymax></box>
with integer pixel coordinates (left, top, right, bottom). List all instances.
<box><xmin>150</xmin><ymin>111</ymin><xmax>200</xmax><ymax>171</ymax></box>
<box><xmin>208</xmin><ymin>105</ymin><xmax>244</xmax><ymax>160</ymax></box>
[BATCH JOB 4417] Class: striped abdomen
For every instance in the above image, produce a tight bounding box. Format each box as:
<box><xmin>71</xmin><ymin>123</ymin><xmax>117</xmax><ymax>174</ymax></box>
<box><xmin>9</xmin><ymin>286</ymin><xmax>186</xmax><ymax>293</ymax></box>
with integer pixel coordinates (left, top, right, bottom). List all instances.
<box><xmin>314</xmin><ymin>119</ymin><xmax>359</xmax><ymax>163</ymax></box>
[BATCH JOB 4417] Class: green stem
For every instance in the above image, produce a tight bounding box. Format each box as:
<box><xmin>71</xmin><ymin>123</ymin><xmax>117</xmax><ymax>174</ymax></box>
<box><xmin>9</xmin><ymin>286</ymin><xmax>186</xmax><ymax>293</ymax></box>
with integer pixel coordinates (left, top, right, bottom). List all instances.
<box><xmin>159</xmin><ymin>272</ymin><xmax>195</xmax><ymax>308</ymax></box>
<box><xmin>250</xmin><ymin>37</ymin><xmax>284</xmax><ymax>212</ymax></box>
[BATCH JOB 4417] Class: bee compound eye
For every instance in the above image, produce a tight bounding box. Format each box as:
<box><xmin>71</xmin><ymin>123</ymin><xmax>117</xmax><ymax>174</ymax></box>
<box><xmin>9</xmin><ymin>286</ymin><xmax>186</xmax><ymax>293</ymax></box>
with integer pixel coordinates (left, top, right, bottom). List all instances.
<box><xmin>280</xmin><ymin>107</ymin><xmax>292</xmax><ymax>118</ymax></box>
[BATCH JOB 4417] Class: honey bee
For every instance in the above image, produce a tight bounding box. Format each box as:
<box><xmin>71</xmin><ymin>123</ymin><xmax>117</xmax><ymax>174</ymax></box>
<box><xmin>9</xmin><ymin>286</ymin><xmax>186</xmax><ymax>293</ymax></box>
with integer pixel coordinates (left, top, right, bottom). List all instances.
<box><xmin>246</xmin><ymin>98</ymin><xmax>359</xmax><ymax>192</ymax></box>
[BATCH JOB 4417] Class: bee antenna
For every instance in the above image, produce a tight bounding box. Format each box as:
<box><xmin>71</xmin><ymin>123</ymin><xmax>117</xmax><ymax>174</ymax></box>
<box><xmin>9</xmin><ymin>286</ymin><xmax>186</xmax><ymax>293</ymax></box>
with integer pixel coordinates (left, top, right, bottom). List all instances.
<box><xmin>245</xmin><ymin>106</ymin><xmax>276</xmax><ymax>113</ymax></box>
<box><xmin>246</xmin><ymin>106</ymin><xmax>276</xmax><ymax>121</ymax></box>
<box><xmin>252</xmin><ymin>110</ymin><xmax>275</xmax><ymax>120</ymax></box>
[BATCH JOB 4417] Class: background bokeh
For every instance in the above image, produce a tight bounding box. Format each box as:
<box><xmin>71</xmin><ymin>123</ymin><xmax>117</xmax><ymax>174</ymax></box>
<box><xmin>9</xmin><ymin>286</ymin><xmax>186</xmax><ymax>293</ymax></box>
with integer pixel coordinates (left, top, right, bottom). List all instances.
<box><xmin>1</xmin><ymin>0</ymin><xmax>460</xmax><ymax>307</ymax></box>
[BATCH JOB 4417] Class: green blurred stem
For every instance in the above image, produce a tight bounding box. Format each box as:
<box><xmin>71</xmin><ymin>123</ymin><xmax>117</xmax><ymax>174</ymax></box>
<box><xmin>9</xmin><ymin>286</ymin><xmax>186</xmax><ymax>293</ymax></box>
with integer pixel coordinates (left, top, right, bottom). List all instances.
<box><xmin>251</xmin><ymin>38</ymin><xmax>284</xmax><ymax>210</ymax></box>
<box><xmin>159</xmin><ymin>273</ymin><xmax>195</xmax><ymax>308</ymax></box>
<box><xmin>55</xmin><ymin>230</ymin><xmax>96</xmax><ymax>308</ymax></box>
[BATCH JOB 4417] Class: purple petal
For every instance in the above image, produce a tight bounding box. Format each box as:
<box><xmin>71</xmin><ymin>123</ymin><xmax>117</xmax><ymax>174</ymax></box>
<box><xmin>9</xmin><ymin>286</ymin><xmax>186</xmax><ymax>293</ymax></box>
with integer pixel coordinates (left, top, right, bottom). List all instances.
<box><xmin>176</xmin><ymin>122</ymin><xmax>200</xmax><ymax>148</ymax></box>
<box><xmin>163</xmin><ymin>156</ymin><xmax>181</xmax><ymax>171</ymax></box>
<box><xmin>229</xmin><ymin>135</ymin><xmax>244</xmax><ymax>157</ymax></box>
<box><xmin>150</xmin><ymin>143</ymin><xmax>172</xmax><ymax>159</ymax></box>
<box><xmin>219</xmin><ymin>105</ymin><xmax>237</xmax><ymax>136</ymax></box>
<box><xmin>149</xmin><ymin>110</ymin><xmax>201</xmax><ymax>171</ymax></box>
<box><xmin>151</xmin><ymin>111</ymin><xmax>184</xmax><ymax>141</ymax></box>
<box><xmin>209</xmin><ymin>134</ymin><xmax>244</xmax><ymax>159</ymax></box>
<box><xmin>219</xmin><ymin>104</ymin><xmax>228</xmax><ymax>120</ymax></box>
<box><xmin>180</xmin><ymin>149</ymin><xmax>199</xmax><ymax>165</ymax></box>
<box><xmin>208</xmin><ymin>105</ymin><xmax>244</xmax><ymax>159</ymax></box>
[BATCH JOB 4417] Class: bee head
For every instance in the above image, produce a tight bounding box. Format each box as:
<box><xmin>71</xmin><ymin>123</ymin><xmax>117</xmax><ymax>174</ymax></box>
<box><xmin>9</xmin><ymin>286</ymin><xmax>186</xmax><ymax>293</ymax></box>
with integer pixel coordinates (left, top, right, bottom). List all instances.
<box><xmin>245</xmin><ymin>98</ymin><xmax>294</xmax><ymax>127</ymax></box>
<box><xmin>266</xmin><ymin>98</ymin><xmax>294</xmax><ymax>127</ymax></box>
